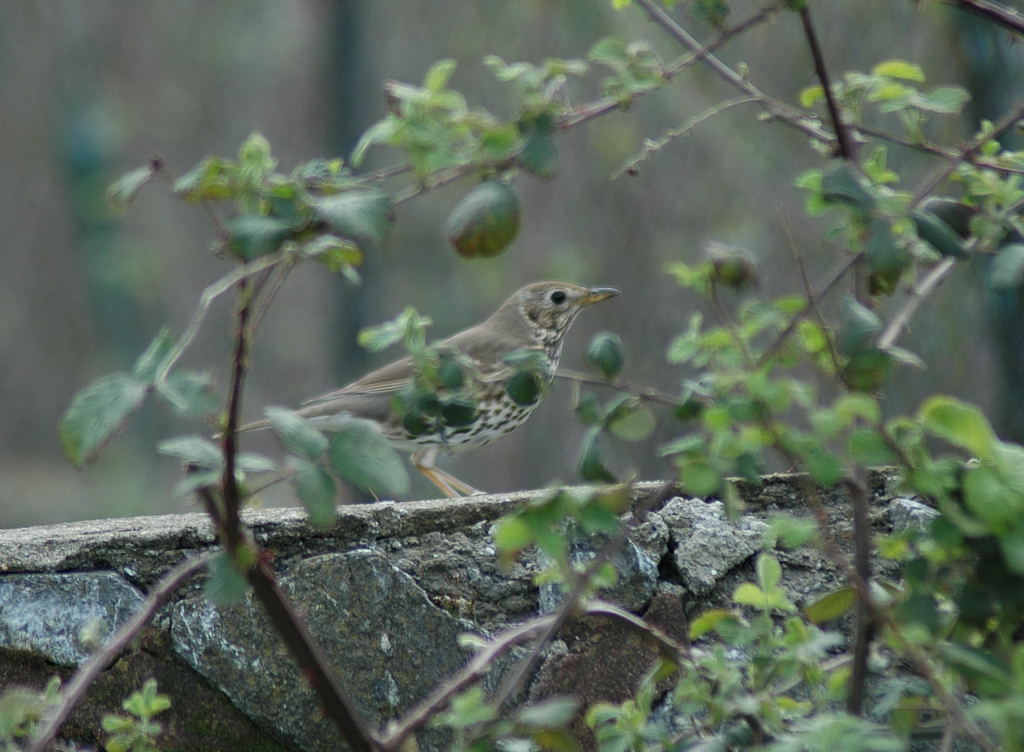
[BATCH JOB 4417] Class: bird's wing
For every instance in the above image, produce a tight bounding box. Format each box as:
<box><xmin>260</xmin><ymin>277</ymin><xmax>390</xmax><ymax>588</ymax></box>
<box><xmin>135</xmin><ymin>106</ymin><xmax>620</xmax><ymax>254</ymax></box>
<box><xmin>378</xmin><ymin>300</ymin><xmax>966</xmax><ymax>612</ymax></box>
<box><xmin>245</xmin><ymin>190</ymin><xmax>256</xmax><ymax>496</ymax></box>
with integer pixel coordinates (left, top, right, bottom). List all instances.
<box><xmin>301</xmin><ymin>355</ymin><xmax>415</xmax><ymax>405</ymax></box>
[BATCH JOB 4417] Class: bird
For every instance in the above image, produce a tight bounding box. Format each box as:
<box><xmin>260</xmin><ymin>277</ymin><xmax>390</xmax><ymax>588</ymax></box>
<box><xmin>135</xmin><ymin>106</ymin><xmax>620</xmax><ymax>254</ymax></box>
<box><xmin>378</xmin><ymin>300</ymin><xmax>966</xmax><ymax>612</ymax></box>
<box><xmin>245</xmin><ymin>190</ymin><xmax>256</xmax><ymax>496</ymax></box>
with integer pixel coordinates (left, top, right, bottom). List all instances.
<box><xmin>242</xmin><ymin>281</ymin><xmax>619</xmax><ymax>498</ymax></box>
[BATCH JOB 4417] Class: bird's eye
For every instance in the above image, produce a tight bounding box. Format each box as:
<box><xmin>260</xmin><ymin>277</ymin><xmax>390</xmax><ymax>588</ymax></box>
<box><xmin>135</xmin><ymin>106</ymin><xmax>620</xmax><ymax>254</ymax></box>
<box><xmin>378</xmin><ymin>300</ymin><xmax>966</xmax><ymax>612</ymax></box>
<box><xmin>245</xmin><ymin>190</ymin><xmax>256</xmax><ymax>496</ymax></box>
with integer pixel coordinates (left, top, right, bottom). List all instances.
<box><xmin>550</xmin><ymin>290</ymin><xmax>567</xmax><ymax>305</ymax></box>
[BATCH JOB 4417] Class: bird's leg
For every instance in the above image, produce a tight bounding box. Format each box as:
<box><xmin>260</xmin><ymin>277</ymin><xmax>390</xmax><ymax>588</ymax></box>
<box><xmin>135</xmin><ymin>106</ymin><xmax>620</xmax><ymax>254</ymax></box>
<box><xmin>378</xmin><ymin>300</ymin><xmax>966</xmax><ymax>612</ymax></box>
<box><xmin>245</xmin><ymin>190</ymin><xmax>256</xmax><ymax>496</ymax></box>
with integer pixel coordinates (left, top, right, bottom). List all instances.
<box><xmin>411</xmin><ymin>448</ymin><xmax>485</xmax><ymax>498</ymax></box>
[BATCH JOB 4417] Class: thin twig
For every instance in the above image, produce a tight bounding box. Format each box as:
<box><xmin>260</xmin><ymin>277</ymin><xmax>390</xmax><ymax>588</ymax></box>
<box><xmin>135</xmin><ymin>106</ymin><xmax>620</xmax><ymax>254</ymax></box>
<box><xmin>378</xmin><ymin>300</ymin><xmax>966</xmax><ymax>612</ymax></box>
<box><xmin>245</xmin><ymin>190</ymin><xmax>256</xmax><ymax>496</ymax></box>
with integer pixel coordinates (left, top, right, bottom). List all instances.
<box><xmin>154</xmin><ymin>251</ymin><xmax>288</xmax><ymax>404</ymax></box>
<box><xmin>779</xmin><ymin>208</ymin><xmax>844</xmax><ymax>373</ymax></box>
<box><xmin>757</xmin><ymin>252</ymin><xmax>861</xmax><ymax>368</ymax></box>
<box><xmin>910</xmin><ymin>102</ymin><xmax>1024</xmax><ymax>208</ymax></box>
<box><xmin>853</xmin><ymin>123</ymin><xmax>1024</xmax><ymax>176</ymax></box>
<box><xmin>489</xmin><ymin>480</ymin><xmax>677</xmax><ymax>713</ymax></box>
<box><xmin>380</xmin><ymin>617</ymin><xmax>556</xmax><ymax>750</ymax></box>
<box><xmin>555</xmin><ymin>369</ymin><xmax>680</xmax><ymax>407</ymax></box>
<box><xmin>612</xmin><ymin>96</ymin><xmax>760</xmax><ymax>179</ymax></box>
<box><xmin>946</xmin><ymin>0</ymin><xmax>1024</xmax><ymax>35</ymax></box>
<box><xmin>28</xmin><ymin>554</ymin><xmax>215</xmax><ymax>752</ymax></box>
<box><xmin>799</xmin><ymin>7</ymin><xmax>857</xmax><ymax>162</ymax></box>
<box><xmin>196</xmin><ymin>488</ymin><xmax>378</xmax><ymax>751</ymax></box>
<box><xmin>562</xmin><ymin>2</ymin><xmax>784</xmax><ymax>129</ymax></box>
<box><xmin>876</xmin><ymin>257</ymin><xmax>958</xmax><ymax>350</ymax></box>
<box><xmin>632</xmin><ymin>0</ymin><xmax>835</xmax><ymax>146</ymax></box>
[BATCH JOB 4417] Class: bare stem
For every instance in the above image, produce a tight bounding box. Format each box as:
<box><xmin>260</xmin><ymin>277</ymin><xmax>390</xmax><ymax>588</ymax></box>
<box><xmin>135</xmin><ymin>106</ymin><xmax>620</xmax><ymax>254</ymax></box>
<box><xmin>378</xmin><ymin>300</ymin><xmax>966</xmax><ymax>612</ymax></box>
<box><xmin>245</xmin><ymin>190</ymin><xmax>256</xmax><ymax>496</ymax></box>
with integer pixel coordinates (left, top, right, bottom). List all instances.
<box><xmin>28</xmin><ymin>554</ymin><xmax>214</xmax><ymax>752</ymax></box>
<box><xmin>876</xmin><ymin>257</ymin><xmax>958</xmax><ymax>350</ymax></box>
<box><xmin>555</xmin><ymin>369</ymin><xmax>680</xmax><ymax>407</ymax></box>
<box><xmin>632</xmin><ymin>0</ymin><xmax>835</xmax><ymax>146</ymax></box>
<box><xmin>946</xmin><ymin>0</ymin><xmax>1024</xmax><ymax>35</ymax></box>
<box><xmin>799</xmin><ymin>6</ymin><xmax>857</xmax><ymax>162</ymax></box>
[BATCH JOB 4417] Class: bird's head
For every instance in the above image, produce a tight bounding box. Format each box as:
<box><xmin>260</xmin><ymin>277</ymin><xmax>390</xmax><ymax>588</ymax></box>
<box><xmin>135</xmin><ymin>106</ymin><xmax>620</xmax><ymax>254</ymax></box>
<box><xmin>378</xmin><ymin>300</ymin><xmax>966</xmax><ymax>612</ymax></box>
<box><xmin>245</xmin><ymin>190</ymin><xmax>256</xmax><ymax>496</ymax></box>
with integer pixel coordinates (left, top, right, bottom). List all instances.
<box><xmin>508</xmin><ymin>281</ymin><xmax>620</xmax><ymax>344</ymax></box>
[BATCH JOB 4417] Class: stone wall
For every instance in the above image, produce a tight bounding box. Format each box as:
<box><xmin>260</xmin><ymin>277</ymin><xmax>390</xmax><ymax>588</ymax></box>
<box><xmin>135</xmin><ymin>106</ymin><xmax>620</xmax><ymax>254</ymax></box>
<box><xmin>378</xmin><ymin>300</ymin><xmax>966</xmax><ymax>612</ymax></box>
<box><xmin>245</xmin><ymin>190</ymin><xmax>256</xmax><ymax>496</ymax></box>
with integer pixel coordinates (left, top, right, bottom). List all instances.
<box><xmin>0</xmin><ymin>473</ymin><xmax>924</xmax><ymax>751</ymax></box>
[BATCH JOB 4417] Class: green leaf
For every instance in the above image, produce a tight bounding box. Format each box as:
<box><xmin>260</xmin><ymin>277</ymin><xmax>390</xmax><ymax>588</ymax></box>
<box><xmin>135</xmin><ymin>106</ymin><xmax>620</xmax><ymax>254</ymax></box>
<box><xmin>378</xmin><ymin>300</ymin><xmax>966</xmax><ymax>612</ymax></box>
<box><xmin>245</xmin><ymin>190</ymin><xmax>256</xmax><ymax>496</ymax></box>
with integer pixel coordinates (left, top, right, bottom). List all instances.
<box><xmin>172</xmin><ymin>156</ymin><xmax>232</xmax><ymax>202</ymax></box>
<box><xmin>837</xmin><ymin>297</ymin><xmax>882</xmax><ymax>357</ymax></box>
<box><xmin>733</xmin><ymin>582</ymin><xmax>768</xmax><ymax>609</ymax></box>
<box><xmin>865</xmin><ymin>218</ymin><xmax>909</xmax><ymax>295</ymax></box>
<box><xmin>585</xmin><ymin>331</ymin><xmax>625</xmax><ymax>379</ymax></box>
<box><xmin>205</xmin><ymin>550</ymin><xmax>250</xmax><ymax>607</ymax></box>
<box><xmin>157</xmin><ymin>435</ymin><xmax>222</xmax><ymax>469</ymax></box>
<box><xmin>106</xmin><ymin>164</ymin><xmax>157</xmax><ymax>210</ymax></box>
<box><xmin>688</xmin><ymin>608</ymin><xmax>738</xmax><ymax>639</ymax></box>
<box><xmin>60</xmin><ymin>374</ymin><xmax>148</xmax><ymax>466</ymax></box>
<box><xmin>506</xmin><ymin>370</ymin><xmax>543</xmax><ymax>406</ymax></box>
<box><xmin>847</xmin><ymin>428</ymin><xmax>897</xmax><ymax>466</ymax></box>
<box><xmin>289</xmin><ymin>457</ymin><xmax>337</xmax><ymax>529</ymax></box>
<box><xmin>917</xmin><ymin>86</ymin><xmax>969</xmax><ymax>114</ymax></box>
<box><xmin>755</xmin><ymin>553</ymin><xmax>782</xmax><ymax>591</ymax></box>
<box><xmin>843</xmin><ymin>348</ymin><xmax>892</xmax><ymax>392</ymax></box>
<box><xmin>804</xmin><ymin>587</ymin><xmax>855</xmax><ymax>623</ymax></box>
<box><xmin>224</xmin><ymin>215</ymin><xmax>292</xmax><ymax>260</ymax></box>
<box><xmin>159</xmin><ymin>370</ymin><xmax>219</xmax><ymax>418</ymax></box>
<box><xmin>517</xmin><ymin>134</ymin><xmax>559</xmax><ymax>179</ymax></box>
<box><xmin>990</xmin><ymin>244</ymin><xmax>1024</xmax><ymax>290</ymax></box>
<box><xmin>806</xmin><ymin>447</ymin><xmax>842</xmax><ymax>486</ymax></box>
<box><xmin>799</xmin><ymin>84</ymin><xmax>825</xmax><ymax>108</ymax></box>
<box><xmin>238</xmin><ymin>131</ymin><xmax>276</xmax><ymax>173</ymax></box>
<box><xmin>494</xmin><ymin>516</ymin><xmax>534</xmax><ymax>559</ymax></box>
<box><xmin>821</xmin><ymin>163</ymin><xmax>875</xmax><ymax>209</ymax></box>
<box><xmin>301</xmin><ymin>234</ymin><xmax>363</xmax><ymax>273</ymax></box>
<box><xmin>677</xmin><ymin>459</ymin><xmax>722</xmax><ymax>497</ymax></box>
<box><xmin>237</xmin><ymin>453</ymin><xmax>278</xmax><ymax>473</ymax></box>
<box><xmin>131</xmin><ymin>329</ymin><xmax>175</xmax><ymax>382</ymax></box>
<box><xmin>312</xmin><ymin>190</ymin><xmax>394</xmax><ymax>252</ymax></box>
<box><xmin>608</xmin><ymin>406</ymin><xmax>656</xmax><ymax>442</ymax></box>
<box><xmin>963</xmin><ymin>464</ymin><xmax>1014</xmax><ymax>527</ymax></box>
<box><xmin>265</xmin><ymin>407</ymin><xmax>328</xmax><ymax>461</ymax></box>
<box><xmin>872</xmin><ymin>60</ymin><xmax>925</xmax><ymax>82</ymax></box>
<box><xmin>327</xmin><ymin>418</ymin><xmax>409</xmax><ymax>497</ymax></box>
<box><xmin>919</xmin><ymin>395</ymin><xmax>996</xmax><ymax>460</ymax></box>
<box><xmin>578</xmin><ymin>429</ymin><xmax>616</xmax><ymax>483</ymax></box>
<box><xmin>516</xmin><ymin>697</ymin><xmax>579</xmax><ymax>728</ymax></box>
<box><xmin>424</xmin><ymin>59</ymin><xmax>457</xmax><ymax>91</ymax></box>
<box><xmin>912</xmin><ymin>211</ymin><xmax>968</xmax><ymax>257</ymax></box>
<box><xmin>766</xmin><ymin>514</ymin><xmax>818</xmax><ymax>549</ymax></box>
<box><xmin>937</xmin><ymin>643</ymin><xmax>1012</xmax><ymax>692</ymax></box>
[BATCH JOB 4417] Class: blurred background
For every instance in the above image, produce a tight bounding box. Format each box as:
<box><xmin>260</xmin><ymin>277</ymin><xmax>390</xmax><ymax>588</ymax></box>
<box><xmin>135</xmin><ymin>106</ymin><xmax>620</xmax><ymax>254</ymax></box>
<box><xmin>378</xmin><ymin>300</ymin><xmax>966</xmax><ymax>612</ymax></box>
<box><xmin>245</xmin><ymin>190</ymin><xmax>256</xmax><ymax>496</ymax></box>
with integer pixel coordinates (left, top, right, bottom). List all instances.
<box><xmin>3</xmin><ymin>1</ymin><xmax>1022</xmax><ymax>526</ymax></box>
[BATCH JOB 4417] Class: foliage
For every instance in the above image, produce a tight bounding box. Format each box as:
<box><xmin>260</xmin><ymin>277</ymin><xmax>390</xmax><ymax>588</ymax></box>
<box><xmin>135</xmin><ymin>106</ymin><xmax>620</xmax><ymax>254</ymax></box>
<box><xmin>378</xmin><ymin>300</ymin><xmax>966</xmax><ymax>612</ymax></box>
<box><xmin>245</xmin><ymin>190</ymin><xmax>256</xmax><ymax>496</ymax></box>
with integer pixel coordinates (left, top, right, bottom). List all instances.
<box><xmin>0</xmin><ymin>678</ymin><xmax>60</xmax><ymax>749</ymax></box>
<box><xmin>101</xmin><ymin>679</ymin><xmax>171</xmax><ymax>752</ymax></box>
<box><xmin>30</xmin><ymin>0</ymin><xmax>1024</xmax><ymax>750</ymax></box>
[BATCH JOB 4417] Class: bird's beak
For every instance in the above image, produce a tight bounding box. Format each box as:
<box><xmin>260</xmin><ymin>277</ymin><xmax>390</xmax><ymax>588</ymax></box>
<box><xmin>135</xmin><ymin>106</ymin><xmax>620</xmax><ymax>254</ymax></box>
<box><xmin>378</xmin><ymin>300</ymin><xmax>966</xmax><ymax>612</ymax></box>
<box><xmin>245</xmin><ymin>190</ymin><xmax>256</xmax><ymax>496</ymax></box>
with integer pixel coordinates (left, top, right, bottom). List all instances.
<box><xmin>579</xmin><ymin>287</ymin><xmax>620</xmax><ymax>306</ymax></box>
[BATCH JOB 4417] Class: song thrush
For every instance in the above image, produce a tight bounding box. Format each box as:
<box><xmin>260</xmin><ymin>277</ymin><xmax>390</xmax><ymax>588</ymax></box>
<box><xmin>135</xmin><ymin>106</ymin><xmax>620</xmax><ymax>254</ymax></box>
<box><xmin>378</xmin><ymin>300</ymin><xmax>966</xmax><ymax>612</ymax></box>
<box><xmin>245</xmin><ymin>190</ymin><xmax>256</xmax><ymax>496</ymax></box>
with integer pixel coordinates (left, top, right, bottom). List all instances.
<box><xmin>246</xmin><ymin>281</ymin><xmax>618</xmax><ymax>497</ymax></box>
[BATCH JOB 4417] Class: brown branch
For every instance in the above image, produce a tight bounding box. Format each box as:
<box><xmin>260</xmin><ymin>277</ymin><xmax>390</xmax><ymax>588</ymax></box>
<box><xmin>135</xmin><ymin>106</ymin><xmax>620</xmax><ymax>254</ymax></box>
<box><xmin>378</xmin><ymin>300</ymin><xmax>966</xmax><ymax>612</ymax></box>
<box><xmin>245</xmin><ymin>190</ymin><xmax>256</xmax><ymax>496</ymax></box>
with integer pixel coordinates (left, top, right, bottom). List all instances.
<box><xmin>799</xmin><ymin>7</ymin><xmax>857</xmax><ymax>162</ymax></box>
<box><xmin>555</xmin><ymin>369</ymin><xmax>681</xmax><ymax>407</ymax></box>
<box><xmin>197</xmin><ymin>488</ymin><xmax>379</xmax><ymax>751</ymax></box>
<box><xmin>853</xmin><ymin>123</ymin><xmax>1024</xmax><ymax>176</ymax></box>
<box><xmin>876</xmin><ymin>256</ymin><xmax>958</xmax><ymax>350</ymax></box>
<box><xmin>562</xmin><ymin>2</ymin><xmax>784</xmax><ymax>129</ymax></box>
<box><xmin>28</xmin><ymin>554</ymin><xmax>215</xmax><ymax>752</ymax></box>
<box><xmin>632</xmin><ymin>0</ymin><xmax>835</xmax><ymax>146</ymax></box>
<box><xmin>945</xmin><ymin>0</ymin><xmax>1024</xmax><ymax>35</ymax></box>
<box><xmin>380</xmin><ymin>617</ymin><xmax>556</xmax><ymax>750</ymax></box>
<box><xmin>910</xmin><ymin>101</ymin><xmax>1024</xmax><ymax>208</ymax></box>
<box><xmin>489</xmin><ymin>480</ymin><xmax>677</xmax><ymax>713</ymax></box>
<box><xmin>613</xmin><ymin>96</ymin><xmax>760</xmax><ymax>178</ymax></box>
<box><xmin>207</xmin><ymin>280</ymin><xmax>379</xmax><ymax>750</ymax></box>
<box><xmin>757</xmin><ymin>251</ymin><xmax>861</xmax><ymax>368</ymax></box>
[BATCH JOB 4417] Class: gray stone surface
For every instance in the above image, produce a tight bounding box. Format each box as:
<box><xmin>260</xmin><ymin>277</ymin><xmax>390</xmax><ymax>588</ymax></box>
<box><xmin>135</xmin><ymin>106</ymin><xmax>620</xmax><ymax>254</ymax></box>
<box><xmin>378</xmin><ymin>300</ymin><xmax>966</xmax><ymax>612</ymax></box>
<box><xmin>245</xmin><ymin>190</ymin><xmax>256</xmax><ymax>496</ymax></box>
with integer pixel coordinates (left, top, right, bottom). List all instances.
<box><xmin>889</xmin><ymin>497</ymin><xmax>939</xmax><ymax>533</ymax></box>
<box><xmin>0</xmin><ymin>471</ymin><xmax>905</xmax><ymax>751</ymax></box>
<box><xmin>658</xmin><ymin>497</ymin><xmax>768</xmax><ymax>595</ymax></box>
<box><xmin>538</xmin><ymin>535</ymin><xmax>659</xmax><ymax>614</ymax></box>
<box><xmin>171</xmin><ymin>549</ymin><xmax>473</xmax><ymax>752</ymax></box>
<box><xmin>0</xmin><ymin>571</ymin><xmax>144</xmax><ymax>665</ymax></box>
